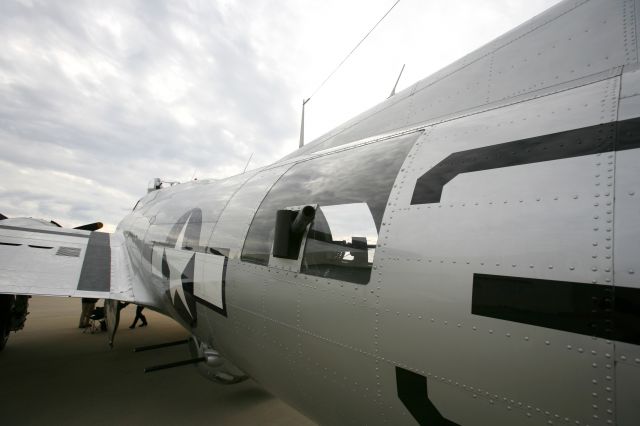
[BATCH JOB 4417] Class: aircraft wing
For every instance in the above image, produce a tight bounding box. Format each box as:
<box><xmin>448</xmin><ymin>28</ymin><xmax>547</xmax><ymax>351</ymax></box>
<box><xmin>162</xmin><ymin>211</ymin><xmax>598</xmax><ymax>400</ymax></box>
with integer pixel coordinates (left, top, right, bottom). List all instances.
<box><xmin>0</xmin><ymin>221</ymin><xmax>135</xmax><ymax>301</ymax></box>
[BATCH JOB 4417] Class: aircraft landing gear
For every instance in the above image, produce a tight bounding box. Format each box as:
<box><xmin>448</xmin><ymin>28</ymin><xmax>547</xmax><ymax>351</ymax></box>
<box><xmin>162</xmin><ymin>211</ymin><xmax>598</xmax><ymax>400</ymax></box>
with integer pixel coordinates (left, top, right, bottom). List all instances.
<box><xmin>0</xmin><ymin>294</ymin><xmax>30</xmax><ymax>351</ymax></box>
<box><xmin>0</xmin><ymin>322</ymin><xmax>7</xmax><ymax>350</ymax></box>
<box><xmin>0</xmin><ymin>294</ymin><xmax>13</xmax><ymax>350</ymax></box>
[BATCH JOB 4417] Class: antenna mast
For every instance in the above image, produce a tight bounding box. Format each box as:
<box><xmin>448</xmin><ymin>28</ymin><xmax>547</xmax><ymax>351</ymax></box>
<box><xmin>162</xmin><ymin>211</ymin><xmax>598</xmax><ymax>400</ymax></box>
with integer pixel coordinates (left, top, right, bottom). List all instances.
<box><xmin>388</xmin><ymin>64</ymin><xmax>405</xmax><ymax>98</ymax></box>
<box><xmin>298</xmin><ymin>0</ymin><xmax>403</xmax><ymax>149</ymax></box>
<box><xmin>243</xmin><ymin>152</ymin><xmax>254</xmax><ymax>173</ymax></box>
<box><xmin>299</xmin><ymin>98</ymin><xmax>310</xmax><ymax>148</ymax></box>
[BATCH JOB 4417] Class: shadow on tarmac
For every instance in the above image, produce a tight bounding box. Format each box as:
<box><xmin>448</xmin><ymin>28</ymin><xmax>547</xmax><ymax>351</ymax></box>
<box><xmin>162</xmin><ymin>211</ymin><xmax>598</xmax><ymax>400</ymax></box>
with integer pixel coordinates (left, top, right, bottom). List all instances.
<box><xmin>0</xmin><ymin>297</ymin><xmax>314</xmax><ymax>426</ymax></box>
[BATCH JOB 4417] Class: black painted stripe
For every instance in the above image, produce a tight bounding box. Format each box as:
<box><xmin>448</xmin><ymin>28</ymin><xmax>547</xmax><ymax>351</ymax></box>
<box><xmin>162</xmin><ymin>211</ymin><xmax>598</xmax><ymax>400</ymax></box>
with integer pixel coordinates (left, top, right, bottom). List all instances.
<box><xmin>411</xmin><ymin>118</ymin><xmax>640</xmax><ymax>205</ymax></box>
<box><xmin>77</xmin><ymin>232</ymin><xmax>111</xmax><ymax>292</ymax></box>
<box><xmin>0</xmin><ymin>224</ymin><xmax>91</xmax><ymax>239</ymax></box>
<box><xmin>472</xmin><ymin>274</ymin><xmax>640</xmax><ymax>345</ymax></box>
<box><xmin>396</xmin><ymin>367</ymin><xmax>459</xmax><ymax>426</ymax></box>
<box><xmin>0</xmin><ymin>241</ymin><xmax>21</xmax><ymax>246</ymax></box>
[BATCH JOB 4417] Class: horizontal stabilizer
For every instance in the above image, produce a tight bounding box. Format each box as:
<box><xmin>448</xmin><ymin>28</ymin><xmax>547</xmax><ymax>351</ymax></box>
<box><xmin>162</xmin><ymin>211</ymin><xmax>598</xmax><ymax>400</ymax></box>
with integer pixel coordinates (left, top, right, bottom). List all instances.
<box><xmin>0</xmin><ymin>218</ymin><xmax>134</xmax><ymax>301</ymax></box>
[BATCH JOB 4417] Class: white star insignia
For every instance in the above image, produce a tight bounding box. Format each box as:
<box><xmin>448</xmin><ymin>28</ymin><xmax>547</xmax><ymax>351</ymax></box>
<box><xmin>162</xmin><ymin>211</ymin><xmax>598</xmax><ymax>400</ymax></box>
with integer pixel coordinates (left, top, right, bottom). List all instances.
<box><xmin>168</xmin><ymin>213</ymin><xmax>194</xmax><ymax>317</ymax></box>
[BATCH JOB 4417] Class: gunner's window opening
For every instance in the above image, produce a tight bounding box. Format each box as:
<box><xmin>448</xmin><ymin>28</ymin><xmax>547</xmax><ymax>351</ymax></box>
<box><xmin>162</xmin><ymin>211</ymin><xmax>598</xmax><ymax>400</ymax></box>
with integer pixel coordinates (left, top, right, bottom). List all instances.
<box><xmin>302</xmin><ymin>202</ymin><xmax>378</xmax><ymax>284</ymax></box>
<box><xmin>240</xmin><ymin>132</ymin><xmax>417</xmax><ymax>284</ymax></box>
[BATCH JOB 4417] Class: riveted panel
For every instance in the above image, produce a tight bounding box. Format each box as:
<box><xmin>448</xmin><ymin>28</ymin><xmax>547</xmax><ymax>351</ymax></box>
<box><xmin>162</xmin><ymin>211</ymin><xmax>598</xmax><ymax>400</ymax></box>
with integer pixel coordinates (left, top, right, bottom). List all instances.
<box><xmin>424</xmin><ymin>372</ymin><xmax>555</xmax><ymax>426</ymax></box>
<box><xmin>615</xmin><ymin>362</ymin><xmax>640</xmax><ymax>426</ymax></box>
<box><xmin>636</xmin><ymin>0</ymin><xmax>640</xmax><ymax>63</ymax></box>
<box><xmin>372</xmin><ymin>75</ymin><xmax>622</xmax><ymax>425</ymax></box>
<box><xmin>289</xmin><ymin>96</ymin><xmax>412</xmax><ymax>159</ymax></box>
<box><xmin>619</xmin><ymin>65</ymin><xmax>640</xmax><ymax>120</ymax></box>
<box><xmin>219</xmin><ymin>263</ymin><xmax>388</xmax><ymax>425</ymax></box>
<box><xmin>398</xmin><ymin>77</ymin><xmax>620</xmax><ymax>208</ymax></box>
<box><xmin>203</xmin><ymin>261</ymin><xmax>268</xmax><ymax>366</ymax></box>
<box><xmin>260</xmin><ymin>271</ymin><xmax>302</xmax><ymax>327</ymax></box>
<box><xmin>623</xmin><ymin>0</ymin><xmax>639</xmax><ymax>65</ymax></box>
<box><xmin>320</xmin><ymin>93</ymin><xmax>415</xmax><ymax>148</ymax></box>
<box><xmin>403</xmin><ymin>56</ymin><xmax>493</xmax><ymax>128</ymax></box>
<box><xmin>616</xmin><ymin>342</ymin><xmax>640</xmax><ymax>424</ymax></box>
<box><xmin>220</xmin><ymin>298</ymin><xmax>314</xmax><ymax>417</ymax></box>
<box><xmin>613</xmin><ymin>149</ymin><xmax>640</xmax><ymax>288</ymax></box>
<box><xmin>292</xmin><ymin>331</ymin><xmax>382</xmax><ymax>425</ymax></box>
<box><xmin>207</xmin><ymin>261</ymin><xmax>307</xmax><ymax>405</ymax></box>
<box><xmin>296</xmin><ymin>274</ymin><xmax>378</xmax><ymax>355</ymax></box>
<box><xmin>402</xmin><ymin>157</ymin><xmax>615</xmax><ymax>283</ymax></box>
<box><xmin>489</xmin><ymin>0</ymin><xmax>627</xmax><ymax>103</ymax></box>
<box><xmin>374</xmin><ymin>253</ymin><xmax>614</xmax><ymax>425</ymax></box>
<box><xmin>613</xmin><ymin>120</ymin><xmax>640</xmax><ymax>425</ymax></box>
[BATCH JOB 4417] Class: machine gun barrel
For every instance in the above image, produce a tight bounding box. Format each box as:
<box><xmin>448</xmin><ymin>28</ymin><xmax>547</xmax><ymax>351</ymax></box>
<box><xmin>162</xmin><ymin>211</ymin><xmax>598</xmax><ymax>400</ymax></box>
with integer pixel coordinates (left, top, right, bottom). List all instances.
<box><xmin>291</xmin><ymin>205</ymin><xmax>316</xmax><ymax>235</ymax></box>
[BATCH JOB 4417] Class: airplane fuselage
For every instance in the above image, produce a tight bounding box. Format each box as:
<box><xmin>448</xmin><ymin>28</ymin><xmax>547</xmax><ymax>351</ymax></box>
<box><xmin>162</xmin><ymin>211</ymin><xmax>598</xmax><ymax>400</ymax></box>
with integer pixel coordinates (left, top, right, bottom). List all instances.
<box><xmin>3</xmin><ymin>1</ymin><xmax>640</xmax><ymax>424</ymax></box>
<box><xmin>116</xmin><ymin>68</ymin><xmax>640</xmax><ymax>425</ymax></box>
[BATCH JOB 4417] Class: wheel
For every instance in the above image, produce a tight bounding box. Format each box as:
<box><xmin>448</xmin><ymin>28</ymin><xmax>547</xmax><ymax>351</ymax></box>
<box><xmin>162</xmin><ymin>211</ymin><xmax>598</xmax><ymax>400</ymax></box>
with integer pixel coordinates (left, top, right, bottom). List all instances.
<box><xmin>0</xmin><ymin>294</ymin><xmax>14</xmax><ymax>351</ymax></box>
<box><xmin>0</xmin><ymin>320</ymin><xmax>8</xmax><ymax>351</ymax></box>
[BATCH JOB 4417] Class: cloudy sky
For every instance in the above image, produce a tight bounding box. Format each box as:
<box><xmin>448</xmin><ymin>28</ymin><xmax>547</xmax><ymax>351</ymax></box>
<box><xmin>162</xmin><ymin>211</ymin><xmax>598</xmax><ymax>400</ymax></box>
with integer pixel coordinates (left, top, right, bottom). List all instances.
<box><xmin>0</xmin><ymin>0</ymin><xmax>561</xmax><ymax>232</ymax></box>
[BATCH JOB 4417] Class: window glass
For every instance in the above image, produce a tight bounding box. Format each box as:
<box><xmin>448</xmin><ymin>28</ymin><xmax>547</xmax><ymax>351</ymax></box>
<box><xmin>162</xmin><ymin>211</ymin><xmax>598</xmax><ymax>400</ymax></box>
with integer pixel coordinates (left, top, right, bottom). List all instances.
<box><xmin>241</xmin><ymin>133</ymin><xmax>417</xmax><ymax>283</ymax></box>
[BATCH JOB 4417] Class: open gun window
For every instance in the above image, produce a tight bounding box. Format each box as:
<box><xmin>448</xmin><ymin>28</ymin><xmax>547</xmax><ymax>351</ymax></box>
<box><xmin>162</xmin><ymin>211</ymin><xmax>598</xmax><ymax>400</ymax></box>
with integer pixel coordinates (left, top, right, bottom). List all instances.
<box><xmin>301</xmin><ymin>203</ymin><xmax>377</xmax><ymax>284</ymax></box>
<box><xmin>241</xmin><ymin>132</ymin><xmax>418</xmax><ymax>283</ymax></box>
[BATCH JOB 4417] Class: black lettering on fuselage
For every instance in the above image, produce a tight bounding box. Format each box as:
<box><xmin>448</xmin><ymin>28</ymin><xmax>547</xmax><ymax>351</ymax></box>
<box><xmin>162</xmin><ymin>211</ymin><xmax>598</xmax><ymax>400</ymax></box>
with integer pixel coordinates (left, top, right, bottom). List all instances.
<box><xmin>411</xmin><ymin>118</ymin><xmax>640</xmax><ymax>205</ymax></box>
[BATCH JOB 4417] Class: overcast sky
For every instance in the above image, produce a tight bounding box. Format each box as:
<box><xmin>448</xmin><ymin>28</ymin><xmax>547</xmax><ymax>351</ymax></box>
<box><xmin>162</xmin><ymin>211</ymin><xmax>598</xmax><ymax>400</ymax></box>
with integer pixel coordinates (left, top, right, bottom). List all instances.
<box><xmin>0</xmin><ymin>0</ymin><xmax>561</xmax><ymax>232</ymax></box>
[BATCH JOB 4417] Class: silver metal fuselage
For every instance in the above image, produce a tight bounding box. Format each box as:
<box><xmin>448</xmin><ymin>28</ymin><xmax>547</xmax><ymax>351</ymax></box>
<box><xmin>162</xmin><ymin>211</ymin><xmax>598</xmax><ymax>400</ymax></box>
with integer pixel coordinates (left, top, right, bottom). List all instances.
<box><xmin>117</xmin><ymin>1</ymin><xmax>640</xmax><ymax>424</ymax></box>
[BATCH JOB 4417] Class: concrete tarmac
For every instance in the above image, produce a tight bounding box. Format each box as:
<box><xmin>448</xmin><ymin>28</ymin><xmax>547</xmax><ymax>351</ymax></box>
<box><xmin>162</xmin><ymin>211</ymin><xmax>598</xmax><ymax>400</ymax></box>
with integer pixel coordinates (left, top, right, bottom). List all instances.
<box><xmin>0</xmin><ymin>297</ymin><xmax>314</xmax><ymax>426</ymax></box>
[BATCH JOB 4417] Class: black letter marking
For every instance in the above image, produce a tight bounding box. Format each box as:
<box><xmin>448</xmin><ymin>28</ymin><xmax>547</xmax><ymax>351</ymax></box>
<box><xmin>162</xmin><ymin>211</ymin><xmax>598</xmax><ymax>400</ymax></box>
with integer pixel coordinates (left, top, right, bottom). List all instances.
<box><xmin>472</xmin><ymin>274</ymin><xmax>640</xmax><ymax>345</ymax></box>
<box><xmin>396</xmin><ymin>366</ymin><xmax>459</xmax><ymax>425</ymax></box>
<box><xmin>411</xmin><ymin>118</ymin><xmax>640</xmax><ymax>205</ymax></box>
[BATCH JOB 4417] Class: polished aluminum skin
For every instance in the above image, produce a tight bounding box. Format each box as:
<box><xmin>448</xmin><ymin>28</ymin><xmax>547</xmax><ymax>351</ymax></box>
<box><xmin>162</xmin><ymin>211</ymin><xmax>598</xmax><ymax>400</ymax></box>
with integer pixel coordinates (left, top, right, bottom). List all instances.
<box><xmin>1</xmin><ymin>0</ymin><xmax>640</xmax><ymax>424</ymax></box>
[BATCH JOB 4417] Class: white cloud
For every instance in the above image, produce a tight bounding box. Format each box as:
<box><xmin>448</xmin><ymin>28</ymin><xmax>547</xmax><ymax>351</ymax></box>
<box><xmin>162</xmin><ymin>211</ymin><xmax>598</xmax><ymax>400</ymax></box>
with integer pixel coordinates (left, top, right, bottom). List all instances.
<box><xmin>0</xmin><ymin>0</ymin><xmax>561</xmax><ymax>230</ymax></box>
<box><xmin>146</xmin><ymin>68</ymin><xmax>192</xmax><ymax>104</ymax></box>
